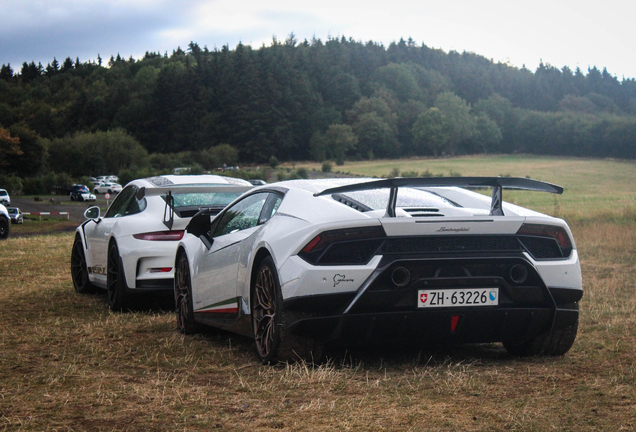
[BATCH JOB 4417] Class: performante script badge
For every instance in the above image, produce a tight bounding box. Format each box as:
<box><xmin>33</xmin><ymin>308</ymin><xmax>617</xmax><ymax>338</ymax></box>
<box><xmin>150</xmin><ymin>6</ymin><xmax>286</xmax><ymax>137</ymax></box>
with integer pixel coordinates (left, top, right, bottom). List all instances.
<box><xmin>333</xmin><ymin>274</ymin><xmax>354</xmax><ymax>287</ymax></box>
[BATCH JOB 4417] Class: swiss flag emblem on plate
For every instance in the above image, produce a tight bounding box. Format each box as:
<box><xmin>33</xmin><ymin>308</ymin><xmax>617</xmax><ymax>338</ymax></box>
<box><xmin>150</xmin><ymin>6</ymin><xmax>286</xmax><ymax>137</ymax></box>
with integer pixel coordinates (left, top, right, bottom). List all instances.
<box><xmin>420</xmin><ymin>293</ymin><xmax>428</xmax><ymax>304</ymax></box>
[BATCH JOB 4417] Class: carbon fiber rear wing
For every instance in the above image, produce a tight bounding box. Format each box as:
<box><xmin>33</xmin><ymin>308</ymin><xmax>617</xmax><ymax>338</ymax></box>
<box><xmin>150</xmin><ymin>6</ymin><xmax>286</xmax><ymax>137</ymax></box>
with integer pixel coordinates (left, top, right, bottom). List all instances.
<box><xmin>135</xmin><ymin>185</ymin><xmax>252</xmax><ymax>229</ymax></box>
<box><xmin>314</xmin><ymin>177</ymin><xmax>563</xmax><ymax>217</ymax></box>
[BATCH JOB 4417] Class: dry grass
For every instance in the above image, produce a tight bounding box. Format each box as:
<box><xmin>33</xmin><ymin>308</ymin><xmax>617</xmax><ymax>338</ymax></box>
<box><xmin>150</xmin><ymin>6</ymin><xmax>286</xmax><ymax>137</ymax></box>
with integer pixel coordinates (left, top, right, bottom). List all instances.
<box><xmin>1</xmin><ymin>156</ymin><xmax>636</xmax><ymax>430</ymax></box>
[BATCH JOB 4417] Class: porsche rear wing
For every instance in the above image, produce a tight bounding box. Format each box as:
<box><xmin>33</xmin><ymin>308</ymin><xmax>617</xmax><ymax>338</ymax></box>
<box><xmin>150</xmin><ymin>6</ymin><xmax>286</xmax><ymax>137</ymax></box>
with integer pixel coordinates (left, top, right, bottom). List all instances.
<box><xmin>135</xmin><ymin>185</ymin><xmax>252</xmax><ymax>229</ymax></box>
<box><xmin>314</xmin><ymin>177</ymin><xmax>563</xmax><ymax>217</ymax></box>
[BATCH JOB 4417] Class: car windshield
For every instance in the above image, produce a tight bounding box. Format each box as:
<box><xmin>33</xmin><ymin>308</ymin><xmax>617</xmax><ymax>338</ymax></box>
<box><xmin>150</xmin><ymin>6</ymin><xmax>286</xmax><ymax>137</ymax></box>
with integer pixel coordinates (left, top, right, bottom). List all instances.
<box><xmin>0</xmin><ymin>190</ymin><xmax>7</xmax><ymax>196</ymax></box>
<box><xmin>8</xmin><ymin>208</ymin><xmax>17</xmax><ymax>214</ymax></box>
<box><xmin>342</xmin><ymin>188</ymin><xmax>457</xmax><ymax>211</ymax></box>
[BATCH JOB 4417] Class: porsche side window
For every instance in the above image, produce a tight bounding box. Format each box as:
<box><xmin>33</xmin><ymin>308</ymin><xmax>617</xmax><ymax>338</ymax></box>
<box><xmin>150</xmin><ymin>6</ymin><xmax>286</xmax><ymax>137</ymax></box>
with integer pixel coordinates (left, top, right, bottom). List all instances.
<box><xmin>213</xmin><ymin>193</ymin><xmax>269</xmax><ymax>237</ymax></box>
<box><xmin>105</xmin><ymin>186</ymin><xmax>137</xmax><ymax>218</ymax></box>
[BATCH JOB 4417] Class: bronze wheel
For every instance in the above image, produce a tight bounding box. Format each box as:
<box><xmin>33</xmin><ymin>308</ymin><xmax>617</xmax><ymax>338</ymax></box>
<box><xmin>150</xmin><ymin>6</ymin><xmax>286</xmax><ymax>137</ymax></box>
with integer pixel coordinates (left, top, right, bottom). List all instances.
<box><xmin>175</xmin><ymin>252</ymin><xmax>199</xmax><ymax>334</ymax></box>
<box><xmin>252</xmin><ymin>257</ymin><xmax>282</xmax><ymax>363</ymax></box>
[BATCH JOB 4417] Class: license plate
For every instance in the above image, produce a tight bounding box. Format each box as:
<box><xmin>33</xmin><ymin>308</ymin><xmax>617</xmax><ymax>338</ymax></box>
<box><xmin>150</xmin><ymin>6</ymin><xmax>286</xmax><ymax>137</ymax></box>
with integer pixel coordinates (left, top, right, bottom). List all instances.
<box><xmin>418</xmin><ymin>288</ymin><xmax>499</xmax><ymax>308</ymax></box>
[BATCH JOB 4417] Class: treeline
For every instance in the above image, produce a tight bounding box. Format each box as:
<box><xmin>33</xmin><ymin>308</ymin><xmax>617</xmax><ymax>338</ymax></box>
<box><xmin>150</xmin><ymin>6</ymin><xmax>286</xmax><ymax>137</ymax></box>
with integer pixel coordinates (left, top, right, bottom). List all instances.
<box><xmin>1</xmin><ymin>35</ymin><xmax>636</xmax><ymax>185</ymax></box>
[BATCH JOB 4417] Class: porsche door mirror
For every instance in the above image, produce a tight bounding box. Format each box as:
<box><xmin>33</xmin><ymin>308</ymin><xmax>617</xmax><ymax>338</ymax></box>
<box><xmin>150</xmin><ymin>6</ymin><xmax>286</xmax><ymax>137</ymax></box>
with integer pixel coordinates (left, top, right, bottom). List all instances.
<box><xmin>84</xmin><ymin>206</ymin><xmax>100</xmax><ymax>220</ymax></box>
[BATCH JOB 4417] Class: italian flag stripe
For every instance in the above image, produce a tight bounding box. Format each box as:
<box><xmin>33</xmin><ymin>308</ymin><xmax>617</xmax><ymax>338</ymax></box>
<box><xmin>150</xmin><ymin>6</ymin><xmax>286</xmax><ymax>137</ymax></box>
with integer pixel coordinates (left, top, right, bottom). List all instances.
<box><xmin>196</xmin><ymin>297</ymin><xmax>239</xmax><ymax>314</ymax></box>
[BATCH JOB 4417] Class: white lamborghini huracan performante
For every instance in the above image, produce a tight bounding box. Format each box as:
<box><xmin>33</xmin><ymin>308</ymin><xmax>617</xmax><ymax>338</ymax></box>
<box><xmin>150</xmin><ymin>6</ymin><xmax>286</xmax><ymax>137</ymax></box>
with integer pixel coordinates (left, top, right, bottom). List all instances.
<box><xmin>71</xmin><ymin>175</ymin><xmax>252</xmax><ymax>310</ymax></box>
<box><xmin>174</xmin><ymin>177</ymin><xmax>582</xmax><ymax>363</ymax></box>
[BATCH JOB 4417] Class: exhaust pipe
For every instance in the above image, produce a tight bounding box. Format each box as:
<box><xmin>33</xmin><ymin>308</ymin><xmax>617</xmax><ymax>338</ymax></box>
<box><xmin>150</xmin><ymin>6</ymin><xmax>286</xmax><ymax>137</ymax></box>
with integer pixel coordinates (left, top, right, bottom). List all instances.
<box><xmin>391</xmin><ymin>267</ymin><xmax>411</xmax><ymax>287</ymax></box>
<box><xmin>509</xmin><ymin>264</ymin><xmax>528</xmax><ymax>284</ymax></box>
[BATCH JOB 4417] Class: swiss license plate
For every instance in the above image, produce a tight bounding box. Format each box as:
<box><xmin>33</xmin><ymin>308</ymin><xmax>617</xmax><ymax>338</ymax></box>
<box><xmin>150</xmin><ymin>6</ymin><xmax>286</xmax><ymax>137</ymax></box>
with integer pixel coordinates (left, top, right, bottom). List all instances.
<box><xmin>418</xmin><ymin>288</ymin><xmax>499</xmax><ymax>308</ymax></box>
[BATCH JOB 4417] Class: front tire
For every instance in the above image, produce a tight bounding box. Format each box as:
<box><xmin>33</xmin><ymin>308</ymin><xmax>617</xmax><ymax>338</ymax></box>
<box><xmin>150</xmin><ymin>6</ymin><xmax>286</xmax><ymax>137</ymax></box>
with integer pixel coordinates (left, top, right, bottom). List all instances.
<box><xmin>174</xmin><ymin>252</ymin><xmax>200</xmax><ymax>334</ymax></box>
<box><xmin>71</xmin><ymin>234</ymin><xmax>96</xmax><ymax>294</ymax></box>
<box><xmin>107</xmin><ymin>242</ymin><xmax>129</xmax><ymax>311</ymax></box>
<box><xmin>0</xmin><ymin>216</ymin><xmax>9</xmax><ymax>240</ymax></box>
<box><xmin>503</xmin><ymin>304</ymin><xmax>579</xmax><ymax>356</ymax></box>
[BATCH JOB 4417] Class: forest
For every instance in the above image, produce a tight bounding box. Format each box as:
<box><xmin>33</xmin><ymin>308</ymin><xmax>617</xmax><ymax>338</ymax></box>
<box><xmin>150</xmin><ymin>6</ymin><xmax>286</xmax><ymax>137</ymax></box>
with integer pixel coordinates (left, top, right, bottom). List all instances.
<box><xmin>1</xmin><ymin>35</ymin><xmax>636</xmax><ymax>192</ymax></box>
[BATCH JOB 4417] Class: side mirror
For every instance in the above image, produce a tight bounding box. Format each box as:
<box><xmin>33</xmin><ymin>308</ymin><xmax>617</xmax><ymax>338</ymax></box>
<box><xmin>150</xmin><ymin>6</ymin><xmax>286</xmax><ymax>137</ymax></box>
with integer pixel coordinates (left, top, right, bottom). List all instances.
<box><xmin>187</xmin><ymin>212</ymin><xmax>213</xmax><ymax>249</ymax></box>
<box><xmin>84</xmin><ymin>206</ymin><xmax>100</xmax><ymax>220</ymax></box>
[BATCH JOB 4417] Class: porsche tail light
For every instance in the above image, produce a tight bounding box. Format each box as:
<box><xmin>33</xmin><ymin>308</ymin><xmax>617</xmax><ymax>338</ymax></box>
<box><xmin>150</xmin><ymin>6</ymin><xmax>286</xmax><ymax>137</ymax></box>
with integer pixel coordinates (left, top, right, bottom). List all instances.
<box><xmin>516</xmin><ymin>223</ymin><xmax>573</xmax><ymax>258</ymax></box>
<box><xmin>133</xmin><ymin>230</ymin><xmax>184</xmax><ymax>241</ymax></box>
<box><xmin>299</xmin><ymin>226</ymin><xmax>386</xmax><ymax>265</ymax></box>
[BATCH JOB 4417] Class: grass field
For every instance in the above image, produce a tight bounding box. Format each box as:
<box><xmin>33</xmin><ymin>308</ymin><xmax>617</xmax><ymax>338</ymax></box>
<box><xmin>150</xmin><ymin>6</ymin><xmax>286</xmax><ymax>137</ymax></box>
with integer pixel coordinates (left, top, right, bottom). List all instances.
<box><xmin>1</xmin><ymin>156</ymin><xmax>635</xmax><ymax>431</ymax></box>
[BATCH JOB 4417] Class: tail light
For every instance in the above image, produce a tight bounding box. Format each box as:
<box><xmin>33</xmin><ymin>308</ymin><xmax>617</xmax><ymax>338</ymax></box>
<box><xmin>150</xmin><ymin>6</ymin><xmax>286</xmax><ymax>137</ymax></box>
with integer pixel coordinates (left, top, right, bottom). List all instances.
<box><xmin>133</xmin><ymin>230</ymin><xmax>184</xmax><ymax>241</ymax></box>
<box><xmin>516</xmin><ymin>223</ymin><xmax>573</xmax><ymax>258</ymax></box>
<box><xmin>299</xmin><ymin>226</ymin><xmax>386</xmax><ymax>265</ymax></box>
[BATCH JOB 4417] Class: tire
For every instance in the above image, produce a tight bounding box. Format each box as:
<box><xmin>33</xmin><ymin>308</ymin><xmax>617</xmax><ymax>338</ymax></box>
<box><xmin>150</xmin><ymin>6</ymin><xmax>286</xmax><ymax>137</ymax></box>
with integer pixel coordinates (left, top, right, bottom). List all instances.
<box><xmin>174</xmin><ymin>252</ymin><xmax>200</xmax><ymax>334</ymax></box>
<box><xmin>70</xmin><ymin>195</ymin><xmax>75</xmax><ymax>201</ymax></box>
<box><xmin>108</xmin><ymin>189</ymin><xmax>112</xmax><ymax>194</ymax></box>
<box><xmin>106</xmin><ymin>241</ymin><xmax>129</xmax><ymax>311</ymax></box>
<box><xmin>71</xmin><ymin>234</ymin><xmax>96</xmax><ymax>294</ymax></box>
<box><xmin>94</xmin><ymin>189</ymin><xmax>99</xmax><ymax>194</ymax></box>
<box><xmin>0</xmin><ymin>216</ymin><xmax>9</xmax><ymax>240</ymax></box>
<box><xmin>503</xmin><ymin>304</ymin><xmax>579</xmax><ymax>356</ymax></box>
<box><xmin>251</xmin><ymin>256</ymin><xmax>323</xmax><ymax>364</ymax></box>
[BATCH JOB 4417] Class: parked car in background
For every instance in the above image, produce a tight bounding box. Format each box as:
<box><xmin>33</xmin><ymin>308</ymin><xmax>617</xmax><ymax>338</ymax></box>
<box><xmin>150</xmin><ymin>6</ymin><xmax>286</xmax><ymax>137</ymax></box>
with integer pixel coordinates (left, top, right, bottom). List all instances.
<box><xmin>71</xmin><ymin>175</ymin><xmax>252</xmax><ymax>311</ymax></box>
<box><xmin>174</xmin><ymin>177</ymin><xmax>582</xmax><ymax>363</ymax></box>
<box><xmin>0</xmin><ymin>189</ymin><xmax>10</xmax><ymax>206</ymax></box>
<box><xmin>68</xmin><ymin>184</ymin><xmax>96</xmax><ymax>202</ymax></box>
<box><xmin>7</xmin><ymin>207</ymin><xmax>23</xmax><ymax>224</ymax></box>
<box><xmin>0</xmin><ymin>204</ymin><xmax>10</xmax><ymax>240</ymax></box>
<box><xmin>248</xmin><ymin>179</ymin><xmax>267</xmax><ymax>186</ymax></box>
<box><xmin>93</xmin><ymin>182</ymin><xmax>122</xmax><ymax>194</ymax></box>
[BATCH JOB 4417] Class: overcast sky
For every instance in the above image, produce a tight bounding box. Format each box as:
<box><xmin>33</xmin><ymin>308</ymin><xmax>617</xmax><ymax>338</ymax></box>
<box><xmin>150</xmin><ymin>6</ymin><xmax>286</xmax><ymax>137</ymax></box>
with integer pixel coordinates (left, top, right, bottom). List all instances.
<box><xmin>1</xmin><ymin>0</ymin><xmax>634</xmax><ymax>79</ymax></box>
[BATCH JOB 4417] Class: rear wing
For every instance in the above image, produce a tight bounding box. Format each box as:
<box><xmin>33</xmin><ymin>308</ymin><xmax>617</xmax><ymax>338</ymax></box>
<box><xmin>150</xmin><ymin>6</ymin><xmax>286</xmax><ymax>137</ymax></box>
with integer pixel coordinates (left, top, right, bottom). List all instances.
<box><xmin>314</xmin><ymin>177</ymin><xmax>563</xmax><ymax>217</ymax></box>
<box><xmin>135</xmin><ymin>185</ymin><xmax>252</xmax><ymax>229</ymax></box>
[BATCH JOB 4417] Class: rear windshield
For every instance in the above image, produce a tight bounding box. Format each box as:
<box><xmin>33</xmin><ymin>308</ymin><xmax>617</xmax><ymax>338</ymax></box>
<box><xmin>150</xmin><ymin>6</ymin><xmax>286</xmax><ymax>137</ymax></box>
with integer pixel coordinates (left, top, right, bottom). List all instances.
<box><xmin>343</xmin><ymin>188</ymin><xmax>457</xmax><ymax>211</ymax></box>
<box><xmin>0</xmin><ymin>190</ymin><xmax>7</xmax><ymax>196</ymax></box>
<box><xmin>8</xmin><ymin>208</ymin><xmax>17</xmax><ymax>214</ymax></box>
<box><xmin>164</xmin><ymin>192</ymin><xmax>243</xmax><ymax>209</ymax></box>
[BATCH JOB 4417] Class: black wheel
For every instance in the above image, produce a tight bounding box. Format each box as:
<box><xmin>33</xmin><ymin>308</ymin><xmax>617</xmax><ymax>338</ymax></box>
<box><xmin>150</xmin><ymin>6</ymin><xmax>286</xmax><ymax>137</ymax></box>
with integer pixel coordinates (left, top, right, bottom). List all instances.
<box><xmin>174</xmin><ymin>252</ymin><xmax>200</xmax><ymax>334</ymax></box>
<box><xmin>0</xmin><ymin>216</ymin><xmax>9</xmax><ymax>240</ymax></box>
<box><xmin>503</xmin><ymin>304</ymin><xmax>579</xmax><ymax>356</ymax></box>
<box><xmin>70</xmin><ymin>195</ymin><xmax>75</xmax><ymax>201</ymax></box>
<box><xmin>71</xmin><ymin>234</ymin><xmax>96</xmax><ymax>294</ymax></box>
<box><xmin>108</xmin><ymin>189</ymin><xmax>112</xmax><ymax>194</ymax></box>
<box><xmin>107</xmin><ymin>241</ymin><xmax>129</xmax><ymax>311</ymax></box>
<box><xmin>79</xmin><ymin>195</ymin><xmax>84</xmax><ymax>202</ymax></box>
<box><xmin>251</xmin><ymin>256</ymin><xmax>323</xmax><ymax>364</ymax></box>
<box><xmin>94</xmin><ymin>189</ymin><xmax>99</xmax><ymax>194</ymax></box>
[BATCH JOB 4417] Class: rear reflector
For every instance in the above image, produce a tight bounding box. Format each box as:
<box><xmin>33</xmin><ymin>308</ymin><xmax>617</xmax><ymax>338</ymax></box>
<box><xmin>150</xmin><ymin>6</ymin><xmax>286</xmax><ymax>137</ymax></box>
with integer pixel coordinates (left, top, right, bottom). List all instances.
<box><xmin>451</xmin><ymin>315</ymin><xmax>460</xmax><ymax>332</ymax></box>
<box><xmin>149</xmin><ymin>267</ymin><xmax>172</xmax><ymax>273</ymax></box>
<box><xmin>133</xmin><ymin>230</ymin><xmax>184</xmax><ymax>241</ymax></box>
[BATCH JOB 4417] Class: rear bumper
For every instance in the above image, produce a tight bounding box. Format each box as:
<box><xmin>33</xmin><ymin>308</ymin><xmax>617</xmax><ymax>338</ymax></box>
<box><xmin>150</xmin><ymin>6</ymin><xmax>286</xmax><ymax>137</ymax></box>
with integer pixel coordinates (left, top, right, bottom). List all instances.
<box><xmin>283</xmin><ymin>255</ymin><xmax>582</xmax><ymax>346</ymax></box>
<box><xmin>287</xmin><ymin>302</ymin><xmax>579</xmax><ymax>346</ymax></box>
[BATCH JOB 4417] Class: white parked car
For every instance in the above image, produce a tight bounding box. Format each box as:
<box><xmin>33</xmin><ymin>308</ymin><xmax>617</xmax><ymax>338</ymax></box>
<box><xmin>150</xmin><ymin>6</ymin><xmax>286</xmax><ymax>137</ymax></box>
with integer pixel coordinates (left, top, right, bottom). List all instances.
<box><xmin>93</xmin><ymin>182</ymin><xmax>122</xmax><ymax>194</ymax></box>
<box><xmin>174</xmin><ymin>177</ymin><xmax>582</xmax><ymax>363</ymax></box>
<box><xmin>71</xmin><ymin>175</ymin><xmax>252</xmax><ymax>310</ymax></box>
<box><xmin>0</xmin><ymin>188</ymin><xmax>10</xmax><ymax>206</ymax></box>
<box><xmin>0</xmin><ymin>204</ymin><xmax>10</xmax><ymax>240</ymax></box>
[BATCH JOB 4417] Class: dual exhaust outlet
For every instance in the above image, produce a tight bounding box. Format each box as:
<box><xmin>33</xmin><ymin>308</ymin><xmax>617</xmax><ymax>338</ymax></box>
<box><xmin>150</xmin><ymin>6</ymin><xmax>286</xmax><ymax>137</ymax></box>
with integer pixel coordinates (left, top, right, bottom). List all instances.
<box><xmin>390</xmin><ymin>264</ymin><xmax>529</xmax><ymax>287</ymax></box>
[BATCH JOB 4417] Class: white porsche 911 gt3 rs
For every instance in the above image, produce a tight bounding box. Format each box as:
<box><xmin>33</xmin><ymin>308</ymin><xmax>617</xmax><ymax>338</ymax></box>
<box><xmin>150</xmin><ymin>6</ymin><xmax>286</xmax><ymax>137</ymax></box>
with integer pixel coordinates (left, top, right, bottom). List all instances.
<box><xmin>71</xmin><ymin>175</ymin><xmax>252</xmax><ymax>310</ymax></box>
<box><xmin>174</xmin><ymin>177</ymin><xmax>582</xmax><ymax>363</ymax></box>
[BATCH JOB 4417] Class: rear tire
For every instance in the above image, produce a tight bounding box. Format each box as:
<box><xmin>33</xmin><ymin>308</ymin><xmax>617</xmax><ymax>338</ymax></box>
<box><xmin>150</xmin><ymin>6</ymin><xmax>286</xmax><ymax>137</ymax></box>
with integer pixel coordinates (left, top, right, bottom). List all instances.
<box><xmin>503</xmin><ymin>304</ymin><xmax>579</xmax><ymax>356</ymax></box>
<box><xmin>107</xmin><ymin>242</ymin><xmax>129</xmax><ymax>311</ymax></box>
<box><xmin>251</xmin><ymin>256</ymin><xmax>323</xmax><ymax>364</ymax></box>
<box><xmin>71</xmin><ymin>234</ymin><xmax>96</xmax><ymax>294</ymax></box>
